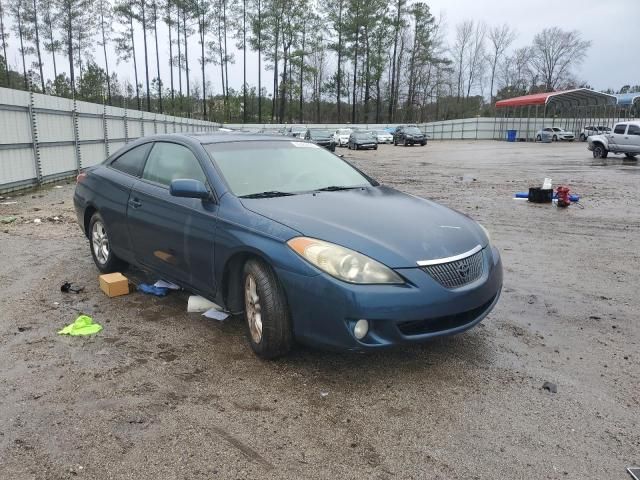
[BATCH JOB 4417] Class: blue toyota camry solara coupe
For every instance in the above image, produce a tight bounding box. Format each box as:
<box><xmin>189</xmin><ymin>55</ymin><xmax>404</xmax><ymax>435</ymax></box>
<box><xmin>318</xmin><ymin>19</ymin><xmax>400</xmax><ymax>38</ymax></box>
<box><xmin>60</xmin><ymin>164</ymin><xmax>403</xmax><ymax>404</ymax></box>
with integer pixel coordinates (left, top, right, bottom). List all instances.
<box><xmin>74</xmin><ymin>133</ymin><xmax>502</xmax><ymax>358</ymax></box>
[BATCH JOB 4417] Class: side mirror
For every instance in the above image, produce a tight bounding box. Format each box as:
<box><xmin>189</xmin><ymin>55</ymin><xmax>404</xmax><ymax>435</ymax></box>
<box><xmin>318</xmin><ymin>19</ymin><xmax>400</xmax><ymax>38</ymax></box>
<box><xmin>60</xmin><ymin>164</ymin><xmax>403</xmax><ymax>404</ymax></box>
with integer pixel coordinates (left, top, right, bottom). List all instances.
<box><xmin>170</xmin><ymin>179</ymin><xmax>211</xmax><ymax>200</ymax></box>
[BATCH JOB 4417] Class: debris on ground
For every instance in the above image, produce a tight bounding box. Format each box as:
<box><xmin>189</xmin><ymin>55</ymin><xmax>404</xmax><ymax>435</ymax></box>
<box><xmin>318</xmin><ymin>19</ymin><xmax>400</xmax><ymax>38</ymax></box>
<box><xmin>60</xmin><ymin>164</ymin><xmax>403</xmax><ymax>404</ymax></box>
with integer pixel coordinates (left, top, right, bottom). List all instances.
<box><xmin>137</xmin><ymin>283</ymin><xmax>170</xmax><ymax>296</ymax></box>
<box><xmin>0</xmin><ymin>201</ymin><xmax>18</xmax><ymax>205</ymax></box>
<box><xmin>60</xmin><ymin>281</ymin><xmax>85</xmax><ymax>294</ymax></box>
<box><xmin>542</xmin><ymin>381</ymin><xmax>558</xmax><ymax>393</ymax></box>
<box><xmin>99</xmin><ymin>273</ymin><xmax>130</xmax><ymax>297</ymax></box>
<box><xmin>58</xmin><ymin>315</ymin><xmax>103</xmax><ymax>336</ymax></box>
<box><xmin>33</xmin><ymin>218</ymin><xmax>41</xmax><ymax>224</ymax></box>
<box><xmin>153</xmin><ymin>279</ymin><xmax>181</xmax><ymax>290</ymax></box>
<box><xmin>320</xmin><ymin>391</ymin><xmax>329</xmax><ymax>398</ymax></box>
<box><xmin>1</xmin><ymin>216</ymin><xmax>16</xmax><ymax>224</ymax></box>
<box><xmin>202</xmin><ymin>308</ymin><xmax>229</xmax><ymax>321</ymax></box>
<box><xmin>187</xmin><ymin>295</ymin><xmax>218</xmax><ymax>313</ymax></box>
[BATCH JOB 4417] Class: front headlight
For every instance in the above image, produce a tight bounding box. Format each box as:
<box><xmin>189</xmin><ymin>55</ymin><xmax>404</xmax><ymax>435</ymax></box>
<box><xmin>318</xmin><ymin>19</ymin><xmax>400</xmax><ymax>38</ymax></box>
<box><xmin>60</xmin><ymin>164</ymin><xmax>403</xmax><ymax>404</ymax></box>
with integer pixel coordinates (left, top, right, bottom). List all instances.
<box><xmin>478</xmin><ymin>223</ymin><xmax>491</xmax><ymax>243</ymax></box>
<box><xmin>287</xmin><ymin>237</ymin><xmax>404</xmax><ymax>284</ymax></box>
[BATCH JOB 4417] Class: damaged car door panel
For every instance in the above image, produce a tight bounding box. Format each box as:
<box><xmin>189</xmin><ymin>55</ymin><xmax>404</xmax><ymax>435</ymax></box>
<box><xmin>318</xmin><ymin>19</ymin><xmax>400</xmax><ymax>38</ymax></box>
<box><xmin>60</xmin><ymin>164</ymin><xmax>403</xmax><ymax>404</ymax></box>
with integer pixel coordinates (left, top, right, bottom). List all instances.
<box><xmin>74</xmin><ymin>133</ymin><xmax>503</xmax><ymax>358</ymax></box>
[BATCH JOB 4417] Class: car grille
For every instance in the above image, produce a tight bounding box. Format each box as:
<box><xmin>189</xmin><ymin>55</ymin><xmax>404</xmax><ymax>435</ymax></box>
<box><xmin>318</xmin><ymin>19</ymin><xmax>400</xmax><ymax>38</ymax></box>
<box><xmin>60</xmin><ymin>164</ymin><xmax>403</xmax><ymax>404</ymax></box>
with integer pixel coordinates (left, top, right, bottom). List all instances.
<box><xmin>420</xmin><ymin>249</ymin><xmax>484</xmax><ymax>288</ymax></box>
<box><xmin>397</xmin><ymin>294</ymin><xmax>496</xmax><ymax>336</ymax></box>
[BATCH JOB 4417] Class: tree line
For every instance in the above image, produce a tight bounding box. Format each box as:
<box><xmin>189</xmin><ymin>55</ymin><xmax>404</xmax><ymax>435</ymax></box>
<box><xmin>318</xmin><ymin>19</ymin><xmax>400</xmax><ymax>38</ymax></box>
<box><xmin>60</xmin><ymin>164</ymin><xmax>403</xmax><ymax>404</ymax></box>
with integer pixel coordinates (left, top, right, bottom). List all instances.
<box><xmin>0</xmin><ymin>0</ymin><xmax>632</xmax><ymax>124</ymax></box>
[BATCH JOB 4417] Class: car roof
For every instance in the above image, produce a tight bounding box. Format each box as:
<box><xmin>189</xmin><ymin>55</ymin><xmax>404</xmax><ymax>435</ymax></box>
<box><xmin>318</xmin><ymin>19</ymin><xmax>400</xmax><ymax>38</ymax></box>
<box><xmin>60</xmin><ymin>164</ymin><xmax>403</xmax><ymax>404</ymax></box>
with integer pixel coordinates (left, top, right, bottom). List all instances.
<box><xmin>147</xmin><ymin>132</ymin><xmax>298</xmax><ymax>145</ymax></box>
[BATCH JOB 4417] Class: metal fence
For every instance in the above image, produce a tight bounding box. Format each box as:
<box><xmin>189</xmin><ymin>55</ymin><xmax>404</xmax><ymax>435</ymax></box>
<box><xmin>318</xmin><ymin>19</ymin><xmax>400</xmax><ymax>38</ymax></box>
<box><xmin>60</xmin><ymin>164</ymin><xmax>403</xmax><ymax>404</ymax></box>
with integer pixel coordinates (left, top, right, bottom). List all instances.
<box><xmin>0</xmin><ymin>87</ymin><xmax>219</xmax><ymax>193</ymax></box>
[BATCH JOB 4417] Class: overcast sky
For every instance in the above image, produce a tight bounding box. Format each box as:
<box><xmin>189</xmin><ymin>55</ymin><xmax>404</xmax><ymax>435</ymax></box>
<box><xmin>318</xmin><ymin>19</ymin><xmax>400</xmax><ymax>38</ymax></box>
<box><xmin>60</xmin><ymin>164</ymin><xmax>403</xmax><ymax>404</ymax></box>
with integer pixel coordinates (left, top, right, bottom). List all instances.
<box><xmin>3</xmin><ymin>0</ymin><xmax>639</xmax><ymax>96</ymax></box>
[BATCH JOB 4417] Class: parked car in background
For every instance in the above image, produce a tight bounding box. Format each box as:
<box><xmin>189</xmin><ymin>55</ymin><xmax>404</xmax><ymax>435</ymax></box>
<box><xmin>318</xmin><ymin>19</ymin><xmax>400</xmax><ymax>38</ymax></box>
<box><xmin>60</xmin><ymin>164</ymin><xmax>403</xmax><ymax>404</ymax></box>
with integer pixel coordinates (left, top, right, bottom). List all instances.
<box><xmin>393</xmin><ymin>126</ymin><xmax>426</xmax><ymax>146</ymax></box>
<box><xmin>284</xmin><ymin>126</ymin><xmax>307</xmax><ymax>138</ymax></box>
<box><xmin>579</xmin><ymin>125</ymin><xmax>611</xmax><ymax>141</ymax></box>
<box><xmin>333</xmin><ymin>128</ymin><xmax>353</xmax><ymax>147</ymax></box>
<box><xmin>348</xmin><ymin>131</ymin><xmax>378</xmax><ymax>150</ymax></box>
<box><xmin>535</xmin><ymin>127</ymin><xmax>575</xmax><ymax>142</ymax></box>
<box><xmin>588</xmin><ymin>121</ymin><xmax>640</xmax><ymax>159</ymax></box>
<box><xmin>369</xmin><ymin>130</ymin><xmax>394</xmax><ymax>144</ymax></box>
<box><xmin>74</xmin><ymin>133</ymin><xmax>502</xmax><ymax>358</ymax></box>
<box><xmin>303</xmin><ymin>128</ymin><xmax>336</xmax><ymax>151</ymax></box>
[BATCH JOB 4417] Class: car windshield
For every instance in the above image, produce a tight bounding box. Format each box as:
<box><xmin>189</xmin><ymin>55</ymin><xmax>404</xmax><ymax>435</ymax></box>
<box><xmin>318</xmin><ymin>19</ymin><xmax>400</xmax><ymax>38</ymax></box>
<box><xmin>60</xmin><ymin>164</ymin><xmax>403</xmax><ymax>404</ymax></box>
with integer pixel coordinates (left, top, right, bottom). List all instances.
<box><xmin>405</xmin><ymin>127</ymin><xmax>421</xmax><ymax>134</ymax></box>
<box><xmin>353</xmin><ymin>132</ymin><xmax>373</xmax><ymax>140</ymax></box>
<box><xmin>309</xmin><ymin>129</ymin><xmax>332</xmax><ymax>138</ymax></box>
<box><xmin>376</xmin><ymin>130</ymin><xmax>389</xmax><ymax>135</ymax></box>
<box><xmin>337</xmin><ymin>129</ymin><xmax>352</xmax><ymax>135</ymax></box>
<box><xmin>205</xmin><ymin>141</ymin><xmax>371</xmax><ymax>197</ymax></box>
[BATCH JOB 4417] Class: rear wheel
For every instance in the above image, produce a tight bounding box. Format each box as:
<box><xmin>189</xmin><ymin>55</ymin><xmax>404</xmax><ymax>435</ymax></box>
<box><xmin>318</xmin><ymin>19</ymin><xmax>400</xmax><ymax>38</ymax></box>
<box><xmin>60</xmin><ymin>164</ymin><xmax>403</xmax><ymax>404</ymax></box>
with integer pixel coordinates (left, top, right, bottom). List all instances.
<box><xmin>624</xmin><ymin>153</ymin><xmax>637</xmax><ymax>159</ymax></box>
<box><xmin>88</xmin><ymin>212</ymin><xmax>127</xmax><ymax>273</ymax></box>
<box><xmin>592</xmin><ymin>144</ymin><xmax>608</xmax><ymax>159</ymax></box>
<box><xmin>579</xmin><ymin>134</ymin><xmax>586</xmax><ymax>141</ymax></box>
<box><xmin>536</xmin><ymin>134</ymin><xmax>541</xmax><ymax>142</ymax></box>
<box><xmin>243</xmin><ymin>259</ymin><xmax>292</xmax><ymax>359</ymax></box>
<box><xmin>552</xmin><ymin>135</ymin><xmax>558</xmax><ymax>142</ymax></box>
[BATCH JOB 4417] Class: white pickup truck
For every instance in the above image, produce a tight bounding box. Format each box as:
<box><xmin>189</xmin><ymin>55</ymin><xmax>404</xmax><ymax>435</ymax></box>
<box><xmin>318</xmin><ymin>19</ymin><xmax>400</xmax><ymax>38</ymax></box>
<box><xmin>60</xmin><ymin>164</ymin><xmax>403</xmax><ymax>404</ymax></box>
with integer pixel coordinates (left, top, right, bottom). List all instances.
<box><xmin>587</xmin><ymin>121</ymin><xmax>640</xmax><ymax>159</ymax></box>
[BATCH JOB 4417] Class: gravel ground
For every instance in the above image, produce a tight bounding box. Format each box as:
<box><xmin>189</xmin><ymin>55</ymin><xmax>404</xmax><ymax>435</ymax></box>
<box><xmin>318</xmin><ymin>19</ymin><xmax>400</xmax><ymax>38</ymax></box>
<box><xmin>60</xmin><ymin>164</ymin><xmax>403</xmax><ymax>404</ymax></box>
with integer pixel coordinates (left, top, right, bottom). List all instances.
<box><xmin>0</xmin><ymin>140</ymin><xmax>638</xmax><ymax>480</ymax></box>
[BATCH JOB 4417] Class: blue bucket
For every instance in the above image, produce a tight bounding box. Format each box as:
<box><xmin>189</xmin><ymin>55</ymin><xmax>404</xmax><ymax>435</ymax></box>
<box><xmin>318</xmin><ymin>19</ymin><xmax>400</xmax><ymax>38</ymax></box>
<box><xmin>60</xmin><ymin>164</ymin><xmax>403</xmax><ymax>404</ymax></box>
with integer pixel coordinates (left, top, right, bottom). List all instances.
<box><xmin>507</xmin><ymin>130</ymin><xmax>517</xmax><ymax>142</ymax></box>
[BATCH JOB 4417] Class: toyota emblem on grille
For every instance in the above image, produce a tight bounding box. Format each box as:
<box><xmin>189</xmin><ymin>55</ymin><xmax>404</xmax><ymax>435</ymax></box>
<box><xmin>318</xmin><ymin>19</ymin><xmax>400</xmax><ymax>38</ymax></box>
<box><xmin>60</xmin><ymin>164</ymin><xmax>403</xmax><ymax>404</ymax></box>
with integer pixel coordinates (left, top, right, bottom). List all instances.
<box><xmin>457</xmin><ymin>262</ymin><xmax>470</xmax><ymax>277</ymax></box>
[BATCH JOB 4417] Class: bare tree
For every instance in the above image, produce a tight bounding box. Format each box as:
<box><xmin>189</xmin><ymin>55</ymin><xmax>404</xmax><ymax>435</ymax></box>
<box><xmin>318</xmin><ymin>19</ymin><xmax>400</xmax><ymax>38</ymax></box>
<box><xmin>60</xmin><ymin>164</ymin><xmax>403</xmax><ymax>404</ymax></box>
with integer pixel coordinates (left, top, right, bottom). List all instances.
<box><xmin>9</xmin><ymin>0</ymin><xmax>31</xmax><ymax>89</ymax></box>
<box><xmin>0</xmin><ymin>0</ymin><xmax>10</xmax><ymax>86</ymax></box>
<box><xmin>96</xmin><ymin>0</ymin><xmax>113</xmax><ymax>103</ymax></box>
<box><xmin>464</xmin><ymin>21</ymin><xmax>485</xmax><ymax>99</ymax></box>
<box><xmin>452</xmin><ymin>20</ymin><xmax>472</xmax><ymax>101</ymax></box>
<box><xmin>487</xmin><ymin>23</ymin><xmax>515</xmax><ymax>103</ymax></box>
<box><xmin>530</xmin><ymin>27</ymin><xmax>590</xmax><ymax>91</ymax></box>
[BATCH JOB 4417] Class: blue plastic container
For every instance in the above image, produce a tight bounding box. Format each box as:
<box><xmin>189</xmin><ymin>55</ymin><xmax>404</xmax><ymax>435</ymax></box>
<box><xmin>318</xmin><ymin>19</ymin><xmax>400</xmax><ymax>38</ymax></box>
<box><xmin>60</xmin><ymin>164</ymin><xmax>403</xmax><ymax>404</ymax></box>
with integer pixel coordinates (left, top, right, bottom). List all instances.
<box><xmin>507</xmin><ymin>129</ymin><xmax>517</xmax><ymax>142</ymax></box>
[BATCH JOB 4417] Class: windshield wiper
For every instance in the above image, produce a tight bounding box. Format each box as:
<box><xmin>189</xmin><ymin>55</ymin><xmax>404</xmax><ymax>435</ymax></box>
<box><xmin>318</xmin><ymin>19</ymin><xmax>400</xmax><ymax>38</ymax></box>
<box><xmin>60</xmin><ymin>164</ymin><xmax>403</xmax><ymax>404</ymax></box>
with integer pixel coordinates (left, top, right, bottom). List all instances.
<box><xmin>240</xmin><ymin>191</ymin><xmax>296</xmax><ymax>199</ymax></box>
<box><xmin>315</xmin><ymin>185</ymin><xmax>362</xmax><ymax>192</ymax></box>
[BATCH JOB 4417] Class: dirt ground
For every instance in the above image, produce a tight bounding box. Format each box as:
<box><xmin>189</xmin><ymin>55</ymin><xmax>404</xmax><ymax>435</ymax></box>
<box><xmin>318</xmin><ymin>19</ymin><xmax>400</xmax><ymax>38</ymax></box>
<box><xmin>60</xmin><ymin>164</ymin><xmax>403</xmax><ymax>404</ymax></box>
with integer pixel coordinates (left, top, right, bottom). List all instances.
<box><xmin>0</xmin><ymin>140</ymin><xmax>638</xmax><ymax>480</ymax></box>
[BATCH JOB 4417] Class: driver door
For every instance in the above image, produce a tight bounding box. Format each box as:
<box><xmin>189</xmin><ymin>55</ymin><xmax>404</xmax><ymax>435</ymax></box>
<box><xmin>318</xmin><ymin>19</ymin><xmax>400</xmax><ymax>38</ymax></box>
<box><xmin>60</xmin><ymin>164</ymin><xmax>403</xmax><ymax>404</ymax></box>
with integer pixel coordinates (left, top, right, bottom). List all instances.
<box><xmin>126</xmin><ymin>141</ymin><xmax>218</xmax><ymax>294</ymax></box>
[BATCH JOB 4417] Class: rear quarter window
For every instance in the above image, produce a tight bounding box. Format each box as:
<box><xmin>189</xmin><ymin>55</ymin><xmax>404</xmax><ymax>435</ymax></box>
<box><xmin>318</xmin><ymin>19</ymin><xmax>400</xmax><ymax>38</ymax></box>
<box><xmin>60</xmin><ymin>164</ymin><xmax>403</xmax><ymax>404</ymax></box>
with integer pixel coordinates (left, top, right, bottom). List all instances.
<box><xmin>110</xmin><ymin>143</ymin><xmax>153</xmax><ymax>177</ymax></box>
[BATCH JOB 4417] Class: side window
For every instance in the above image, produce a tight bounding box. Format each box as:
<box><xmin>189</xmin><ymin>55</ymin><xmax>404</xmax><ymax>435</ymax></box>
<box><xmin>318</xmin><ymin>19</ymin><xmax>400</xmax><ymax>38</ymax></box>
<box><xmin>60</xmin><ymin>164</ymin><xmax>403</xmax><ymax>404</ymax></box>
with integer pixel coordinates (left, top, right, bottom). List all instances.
<box><xmin>614</xmin><ymin>124</ymin><xmax>627</xmax><ymax>134</ymax></box>
<box><xmin>110</xmin><ymin>143</ymin><xmax>153</xmax><ymax>177</ymax></box>
<box><xmin>627</xmin><ymin>125</ymin><xmax>640</xmax><ymax>136</ymax></box>
<box><xmin>142</xmin><ymin>142</ymin><xmax>208</xmax><ymax>187</ymax></box>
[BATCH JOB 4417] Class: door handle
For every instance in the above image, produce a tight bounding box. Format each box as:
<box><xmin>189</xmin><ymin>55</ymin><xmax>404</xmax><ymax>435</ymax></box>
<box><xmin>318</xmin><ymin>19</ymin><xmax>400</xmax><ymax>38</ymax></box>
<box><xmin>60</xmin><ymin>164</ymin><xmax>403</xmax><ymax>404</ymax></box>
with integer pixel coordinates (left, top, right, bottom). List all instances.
<box><xmin>129</xmin><ymin>198</ymin><xmax>142</xmax><ymax>209</ymax></box>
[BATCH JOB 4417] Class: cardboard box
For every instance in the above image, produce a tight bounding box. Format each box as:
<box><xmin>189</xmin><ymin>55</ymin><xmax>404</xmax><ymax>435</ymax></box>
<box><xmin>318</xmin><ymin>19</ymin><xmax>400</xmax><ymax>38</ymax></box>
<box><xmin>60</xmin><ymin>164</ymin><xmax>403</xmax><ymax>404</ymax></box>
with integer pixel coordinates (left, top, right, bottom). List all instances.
<box><xmin>99</xmin><ymin>272</ymin><xmax>130</xmax><ymax>297</ymax></box>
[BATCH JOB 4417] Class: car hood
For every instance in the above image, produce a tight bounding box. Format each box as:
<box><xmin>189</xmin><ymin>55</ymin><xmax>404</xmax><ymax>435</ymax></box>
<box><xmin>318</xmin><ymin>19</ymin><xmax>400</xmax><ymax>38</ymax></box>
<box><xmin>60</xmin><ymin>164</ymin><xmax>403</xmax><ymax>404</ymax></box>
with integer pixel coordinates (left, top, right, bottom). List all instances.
<box><xmin>240</xmin><ymin>186</ymin><xmax>487</xmax><ymax>268</ymax></box>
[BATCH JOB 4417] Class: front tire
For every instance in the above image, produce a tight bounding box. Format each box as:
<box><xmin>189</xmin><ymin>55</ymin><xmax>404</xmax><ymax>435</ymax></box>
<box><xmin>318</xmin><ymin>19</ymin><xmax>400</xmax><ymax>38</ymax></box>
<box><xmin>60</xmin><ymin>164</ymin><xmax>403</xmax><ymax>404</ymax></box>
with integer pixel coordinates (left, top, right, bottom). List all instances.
<box><xmin>592</xmin><ymin>144</ymin><xmax>608</xmax><ymax>159</ymax></box>
<box><xmin>552</xmin><ymin>135</ymin><xmax>558</xmax><ymax>142</ymax></box>
<box><xmin>243</xmin><ymin>259</ymin><xmax>292</xmax><ymax>359</ymax></box>
<box><xmin>536</xmin><ymin>134</ymin><xmax>541</xmax><ymax>142</ymax></box>
<box><xmin>88</xmin><ymin>212</ymin><xmax>127</xmax><ymax>273</ymax></box>
<box><xmin>579</xmin><ymin>134</ymin><xmax>586</xmax><ymax>141</ymax></box>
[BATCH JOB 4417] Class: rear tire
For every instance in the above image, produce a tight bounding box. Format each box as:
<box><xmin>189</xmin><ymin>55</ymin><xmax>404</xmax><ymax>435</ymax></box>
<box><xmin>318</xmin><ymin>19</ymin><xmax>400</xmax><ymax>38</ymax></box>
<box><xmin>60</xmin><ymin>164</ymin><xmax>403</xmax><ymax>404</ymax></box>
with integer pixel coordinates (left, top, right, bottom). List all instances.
<box><xmin>579</xmin><ymin>134</ymin><xmax>586</xmax><ymax>141</ymax></box>
<box><xmin>88</xmin><ymin>212</ymin><xmax>127</xmax><ymax>274</ymax></box>
<box><xmin>536</xmin><ymin>135</ymin><xmax>541</xmax><ymax>142</ymax></box>
<box><xmin>592</xmin><ymin>144</ymin><xmax>608</xmax><ymax>159</ymax></box>
<box><xmin>624</xmin><ymin>153</ymin><xmax>637</xmax><ymax>159</ymax></box>
<box><xmin>552</xmin><ymin>135</ymin><xmax>558</xmax><ymax>142</ymax></box>
<box><xmin>243</xmin><ymin>259</ymin><xmax>292</xmax><ymax>359</ymax></box>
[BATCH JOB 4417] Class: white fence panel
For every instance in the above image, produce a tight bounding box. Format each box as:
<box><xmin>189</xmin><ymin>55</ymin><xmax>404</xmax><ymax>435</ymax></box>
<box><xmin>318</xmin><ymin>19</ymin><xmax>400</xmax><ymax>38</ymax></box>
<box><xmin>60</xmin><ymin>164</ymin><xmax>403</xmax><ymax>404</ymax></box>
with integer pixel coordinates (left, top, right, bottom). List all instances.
<box><xmin>0</xmin><ymin>87</ymin><xmax>220</xmax><ymax>192</ymax></box>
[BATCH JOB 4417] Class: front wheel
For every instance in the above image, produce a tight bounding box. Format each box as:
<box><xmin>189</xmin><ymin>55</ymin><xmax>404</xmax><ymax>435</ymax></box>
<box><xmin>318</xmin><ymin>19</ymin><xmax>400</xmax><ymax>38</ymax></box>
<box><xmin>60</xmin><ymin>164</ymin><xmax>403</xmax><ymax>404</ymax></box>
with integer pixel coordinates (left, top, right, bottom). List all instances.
<box><xmin>243</xmin><ymin>259</ymin><xmax>292</xmax><ymax>359</ymax></box>
<box><xmin>592</xmin><ymin>144</ymin><xmax>608</xmax><ymax>159</ymax></box>
<box><xmin>420</xmin><ymin>141</ymin><xmax>426</xmax><ymax>146</ymax></box>
<box><xmin>579</xmin><ymin>134</ymin><xmax>586</xmax><ymax>141</ymax></box>
<box><xmin>536</xmin><ymin>135</ymin><xmax>541</xmax><ymax>142</ymax></box>
<box><xmin>552</xmin><ymin>135</ymin><xmax>558</xmax><ymax>142</ymax></box>
<box><xmin>89</xmin><ymin>212</ymin><xmax>127</xmax><ymax>273</ymax></box>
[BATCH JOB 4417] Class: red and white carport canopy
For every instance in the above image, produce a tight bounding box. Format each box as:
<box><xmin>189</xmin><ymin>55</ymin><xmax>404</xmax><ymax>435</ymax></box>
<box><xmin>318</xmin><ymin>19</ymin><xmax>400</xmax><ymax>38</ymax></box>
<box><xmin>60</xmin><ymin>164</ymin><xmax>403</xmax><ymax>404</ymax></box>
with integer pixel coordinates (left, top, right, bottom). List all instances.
<box><xmin>495</xmin><ymin>88</ymin><xmax>617</xmax><ymax>109</ymax></box>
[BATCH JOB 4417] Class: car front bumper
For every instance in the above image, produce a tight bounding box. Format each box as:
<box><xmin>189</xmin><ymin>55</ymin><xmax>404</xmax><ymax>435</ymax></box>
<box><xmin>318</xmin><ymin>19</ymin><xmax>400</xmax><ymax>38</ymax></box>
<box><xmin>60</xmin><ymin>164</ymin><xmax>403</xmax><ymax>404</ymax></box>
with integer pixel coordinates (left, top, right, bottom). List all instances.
<box><xmin>276</xmin><ymin>246</ymin><xmax>503</xmax><ymax>351</ymax></box>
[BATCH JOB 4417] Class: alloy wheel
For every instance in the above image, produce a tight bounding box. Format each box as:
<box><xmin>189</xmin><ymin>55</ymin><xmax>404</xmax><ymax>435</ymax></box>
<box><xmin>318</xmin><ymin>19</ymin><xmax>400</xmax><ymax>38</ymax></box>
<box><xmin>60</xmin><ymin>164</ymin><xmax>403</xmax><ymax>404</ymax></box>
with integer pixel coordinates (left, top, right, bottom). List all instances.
<box><xmin>245</xmin><ymin>274</ymin><xmax>263</xmax><ymax>344</ymax></box>
<box><xmin>91</xmin><ymin>220</ymin><xmax>110</xmax><ymax>265</ymax></box>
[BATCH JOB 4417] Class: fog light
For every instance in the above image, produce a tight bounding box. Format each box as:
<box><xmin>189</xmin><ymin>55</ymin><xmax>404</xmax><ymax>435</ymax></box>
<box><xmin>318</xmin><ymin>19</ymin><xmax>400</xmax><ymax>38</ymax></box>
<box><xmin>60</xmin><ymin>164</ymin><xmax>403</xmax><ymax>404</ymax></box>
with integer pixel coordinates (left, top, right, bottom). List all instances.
<box><xmin>353</xmin><ymin>319</ymin><xmax>369</xmax><ymax>340</ymax></box>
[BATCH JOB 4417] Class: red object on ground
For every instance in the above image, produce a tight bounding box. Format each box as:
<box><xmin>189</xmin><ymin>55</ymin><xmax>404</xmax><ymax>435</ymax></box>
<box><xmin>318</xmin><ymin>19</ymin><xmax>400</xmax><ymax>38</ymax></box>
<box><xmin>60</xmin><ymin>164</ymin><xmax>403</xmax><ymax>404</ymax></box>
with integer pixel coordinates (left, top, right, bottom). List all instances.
<box><xmin>556</xmin><ymin>186</ymin><xmax>571</xmax><ymax>208</ymax></box>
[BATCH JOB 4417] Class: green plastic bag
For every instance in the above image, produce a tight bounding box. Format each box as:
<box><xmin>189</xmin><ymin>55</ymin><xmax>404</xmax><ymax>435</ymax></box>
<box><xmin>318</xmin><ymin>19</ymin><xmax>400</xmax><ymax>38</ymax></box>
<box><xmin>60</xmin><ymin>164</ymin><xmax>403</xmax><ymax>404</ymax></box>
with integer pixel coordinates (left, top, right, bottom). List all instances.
<box><xmin>58</xmin><ymin>315</ymin><xmax>102</xmax><ymax>336</ymax></box>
